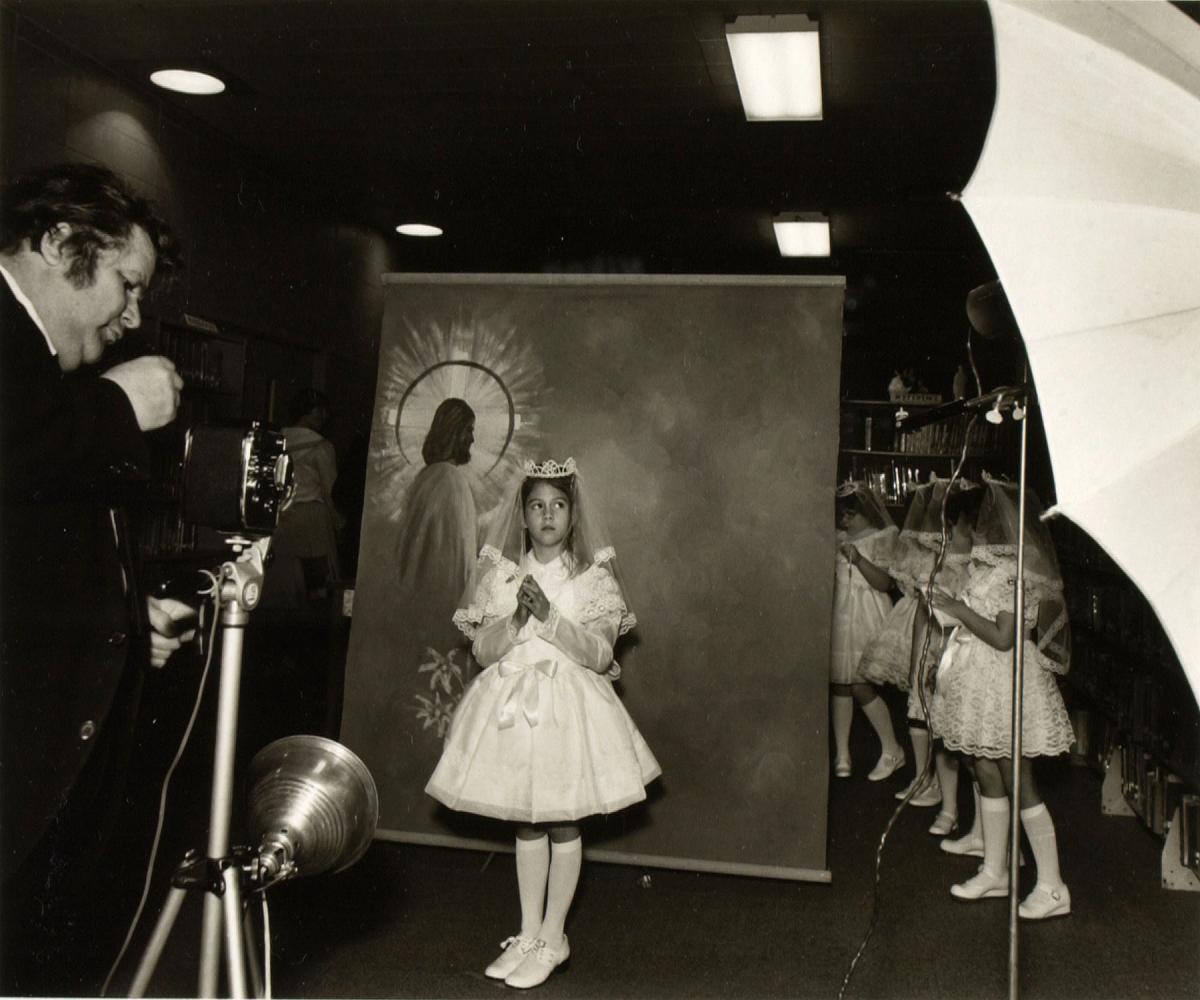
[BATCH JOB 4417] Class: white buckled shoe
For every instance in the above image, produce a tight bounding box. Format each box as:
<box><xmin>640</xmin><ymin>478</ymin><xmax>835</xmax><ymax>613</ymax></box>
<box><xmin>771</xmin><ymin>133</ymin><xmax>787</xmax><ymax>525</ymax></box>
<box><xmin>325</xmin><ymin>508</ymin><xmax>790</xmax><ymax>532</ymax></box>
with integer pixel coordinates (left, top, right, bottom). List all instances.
<box><xmin>1019</xmin><ymin>883</ymin><xmax>1071</xmax><ymax>920</ymax></box>
<box><xmin>485</xmin><ymin>934</ymin><xmax>537</xmax><ymax>980</ymax></box>
<box><xmin>505</xmin><ymin>936</ymin><xmax>570</xmax><ymax>989</ymax></box>
<box><xmin>868</xmin><ymin>749</ymin><xmax>905</xmax><ymax>782</ymax></box>
<box><xmin>950</xmin><ymin>866</ymin><xmax>1009</xmax><ymax>900</ymax></box>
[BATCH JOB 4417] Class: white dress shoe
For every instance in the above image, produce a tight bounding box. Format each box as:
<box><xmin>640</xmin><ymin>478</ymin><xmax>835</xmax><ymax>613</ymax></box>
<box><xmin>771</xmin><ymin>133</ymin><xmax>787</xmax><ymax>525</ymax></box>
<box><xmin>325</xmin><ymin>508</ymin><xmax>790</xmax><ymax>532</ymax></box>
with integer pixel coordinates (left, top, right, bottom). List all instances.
<box><xmin>950</xmin><ymin>866</ymin><xmax>1009</xmax><ymax>900</ymax></box>
<box><xmin>908</xmin><ymin>780</ymin><xmax>943</xmax><ymax>808</ymax></box>
<box><xmin>928</xmin><ymin>810</ymin><xmax>958</xmax><ymax>837</ymax></box>
<box><xmin>868</xmin><ymin>749</ymin><xmax>905</xmax><ymax>782</ymax></box>
<box><xmin>505</xmin><ymin>936</ymin><xmax>570</xmax><ymax>989</ymax></box>
<box><xmin>1019</xmin><ymin>883</ymin><xmax>1071</xmax><ymax>920</ymax></box>
<box><xmin>485</xmin><ymin>935</ymin><xmax>537</xmax><ymax>980</ymax></box>
<box><xmin>940</xmin><ymin>832</ymin><xmax>984</xmax><ymax>857</ymax></box>
<box><xmin>834</xmin><ymin>757</ymin><xmax>852</xmax><ymax>778</ymax></box>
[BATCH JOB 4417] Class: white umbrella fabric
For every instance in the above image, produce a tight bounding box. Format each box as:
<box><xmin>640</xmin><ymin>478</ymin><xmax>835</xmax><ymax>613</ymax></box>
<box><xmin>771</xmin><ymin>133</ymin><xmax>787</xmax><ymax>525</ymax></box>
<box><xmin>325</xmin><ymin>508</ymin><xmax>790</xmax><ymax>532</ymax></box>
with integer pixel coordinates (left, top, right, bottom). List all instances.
<box><xmin>961</xmin><ymin>0</ymin><xmax>1200</xmax><ymax>706</ymax></box>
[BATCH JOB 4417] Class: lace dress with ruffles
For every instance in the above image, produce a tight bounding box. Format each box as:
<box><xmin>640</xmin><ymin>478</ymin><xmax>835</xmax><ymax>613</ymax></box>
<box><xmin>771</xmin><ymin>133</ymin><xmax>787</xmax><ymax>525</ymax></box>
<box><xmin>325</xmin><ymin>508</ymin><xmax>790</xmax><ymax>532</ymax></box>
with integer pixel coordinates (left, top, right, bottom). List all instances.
<box><xmin>928</xmin><ymin>555</ymin><xmax>1074</xmax><ymax>758</ymax></box>
<box><xmin>425</xmin><ymin>546</ymin><xmax>661</xmax><ymax>823</ymax></box>
<box><xmin>830</xmin><ymin>525</ymin><xmax>898</xmax><ymax>685</ymax></box>
<box><xmin>860</xmin><ymin>544</ymin><xmax>970</xmax><ymax>692</ymax></box>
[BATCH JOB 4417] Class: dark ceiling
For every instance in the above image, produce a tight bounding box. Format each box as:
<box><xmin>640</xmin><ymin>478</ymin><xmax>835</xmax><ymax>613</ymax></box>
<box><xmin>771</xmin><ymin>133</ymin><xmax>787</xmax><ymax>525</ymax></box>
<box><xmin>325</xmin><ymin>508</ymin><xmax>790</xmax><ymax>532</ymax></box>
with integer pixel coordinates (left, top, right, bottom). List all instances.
<box><xmin>5</xmin><ymin>0</ymin><xmax>1195</xmax><ymax>388</ymax></box>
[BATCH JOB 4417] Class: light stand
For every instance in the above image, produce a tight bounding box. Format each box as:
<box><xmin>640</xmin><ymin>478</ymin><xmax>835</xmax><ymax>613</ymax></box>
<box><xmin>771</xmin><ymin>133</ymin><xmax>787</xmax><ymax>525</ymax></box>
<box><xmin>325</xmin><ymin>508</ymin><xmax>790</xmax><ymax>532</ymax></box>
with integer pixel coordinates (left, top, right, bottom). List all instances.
<box><xmin>897</xmin><ymin>376</ymin><xmax>1033</xmax><ymax>1000</ymax></box>
<box><xmin>129</xmin><ymin>534</ymin><xmax>271</xmax><ymax>1000</ymax></box>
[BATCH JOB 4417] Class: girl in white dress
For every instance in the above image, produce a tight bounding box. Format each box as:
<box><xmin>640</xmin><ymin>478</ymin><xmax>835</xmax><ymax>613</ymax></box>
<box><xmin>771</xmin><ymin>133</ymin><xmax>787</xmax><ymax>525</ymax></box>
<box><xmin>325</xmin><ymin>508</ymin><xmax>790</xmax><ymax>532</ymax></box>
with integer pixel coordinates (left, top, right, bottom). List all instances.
<box><xmin>861</xmin><ymin>479</ymin><xmax>974</xmax><ymax>825</ymax></box>
<box><xmin>426</xmin><ymin>458</ymin><xmax>660</xmax><ymax>988</ymax></box>
<box><xmin>928</xmin><ymin>479</ymin><xmax>1074</xmax><ymax>919</ymax></box>
<box><xmin>830</xmin><ymin>482</ymin><xmax>904</xmax><ymax>781</ymax></box>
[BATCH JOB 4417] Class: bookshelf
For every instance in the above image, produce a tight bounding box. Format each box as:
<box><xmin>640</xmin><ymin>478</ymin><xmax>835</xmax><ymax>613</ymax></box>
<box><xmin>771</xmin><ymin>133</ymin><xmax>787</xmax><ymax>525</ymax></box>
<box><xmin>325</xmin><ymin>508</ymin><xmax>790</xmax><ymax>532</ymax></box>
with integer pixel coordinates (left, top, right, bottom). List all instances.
<box><xmin>138</xmin><ymin>318</ymin><xmax>248</xmax><ymax>561</ymax></box>
<box><xmin>1050</xmin><ymin>517</ymin><xmax>1200</xmax><ymax>883</ymax></box>
<box><xmin>838</xmin><ymin>398</ymin><xmax>1013</xmax><ymax>507</ymax></box>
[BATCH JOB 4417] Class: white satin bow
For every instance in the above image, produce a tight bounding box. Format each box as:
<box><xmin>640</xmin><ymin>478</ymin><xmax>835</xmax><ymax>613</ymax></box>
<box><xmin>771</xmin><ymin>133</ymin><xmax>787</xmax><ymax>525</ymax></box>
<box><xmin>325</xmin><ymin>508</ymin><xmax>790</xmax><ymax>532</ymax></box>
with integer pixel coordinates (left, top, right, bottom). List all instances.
<box><xmin>496</xmin><ymin>658</ymin><xmax>558</xmax><ymax>729</ymax></box>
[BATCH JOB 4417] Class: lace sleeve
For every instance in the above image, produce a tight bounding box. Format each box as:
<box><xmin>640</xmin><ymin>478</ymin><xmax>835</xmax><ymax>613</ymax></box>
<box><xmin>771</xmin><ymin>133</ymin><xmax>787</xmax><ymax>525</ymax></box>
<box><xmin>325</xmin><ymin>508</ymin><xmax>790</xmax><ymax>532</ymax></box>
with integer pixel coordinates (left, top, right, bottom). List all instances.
<box><xmin>451</xmin><ymin>546</ymin><xmax>519</xmax><ymax>639</ymax></box>
<box><xmin>577</xmin><ymin>561</ymin><xmax>637</xmax><ymax>637</ymax></box>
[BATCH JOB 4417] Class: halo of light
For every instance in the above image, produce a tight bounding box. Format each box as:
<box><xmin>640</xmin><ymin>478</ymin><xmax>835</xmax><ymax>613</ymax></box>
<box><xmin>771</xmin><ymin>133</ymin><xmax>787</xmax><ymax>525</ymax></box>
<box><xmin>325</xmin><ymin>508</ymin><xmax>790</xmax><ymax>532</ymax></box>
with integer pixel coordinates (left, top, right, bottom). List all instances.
<box><xmin>149</xmin><ymin>69</ymin><xmax>226</xmax><ymax>95</ymax></box>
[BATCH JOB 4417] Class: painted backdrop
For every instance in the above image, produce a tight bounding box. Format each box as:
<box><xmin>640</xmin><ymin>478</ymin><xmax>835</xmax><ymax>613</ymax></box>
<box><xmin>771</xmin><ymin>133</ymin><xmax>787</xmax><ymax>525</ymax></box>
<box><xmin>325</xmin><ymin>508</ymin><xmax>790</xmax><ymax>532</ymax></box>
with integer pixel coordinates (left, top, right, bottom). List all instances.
<box><xmin>342</xmin><ymin>273</ymin><xmax>844</xmax><ymax>880</ymax></box>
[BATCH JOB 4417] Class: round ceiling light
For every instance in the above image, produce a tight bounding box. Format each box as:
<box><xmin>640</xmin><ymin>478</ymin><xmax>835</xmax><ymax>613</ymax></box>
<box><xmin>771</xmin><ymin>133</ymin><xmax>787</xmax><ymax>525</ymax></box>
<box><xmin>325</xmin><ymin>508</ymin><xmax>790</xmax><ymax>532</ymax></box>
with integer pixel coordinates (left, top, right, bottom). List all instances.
<box><xmin>396</xmin><ymin>223</ymin><xmax>443</xmax><ymax>238</ymax></box>
<box><xmin>150</xmin><ymin>69</ymin><xmax>226</xmax><ymax>95</ymax></box>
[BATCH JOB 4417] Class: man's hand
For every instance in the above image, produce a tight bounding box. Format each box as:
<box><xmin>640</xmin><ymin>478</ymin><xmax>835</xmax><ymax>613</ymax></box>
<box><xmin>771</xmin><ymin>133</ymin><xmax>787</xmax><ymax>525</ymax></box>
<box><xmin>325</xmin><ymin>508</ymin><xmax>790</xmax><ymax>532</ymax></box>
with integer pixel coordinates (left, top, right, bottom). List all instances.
<box><xmin>102</xmin><ymin>356</ymin><xmax>184</xmax><ymax>431</ymax></box>
<box><xmin>147</xmin><ymin>595</ymin><xmax>198</xmax><ymax>668</ymax></box>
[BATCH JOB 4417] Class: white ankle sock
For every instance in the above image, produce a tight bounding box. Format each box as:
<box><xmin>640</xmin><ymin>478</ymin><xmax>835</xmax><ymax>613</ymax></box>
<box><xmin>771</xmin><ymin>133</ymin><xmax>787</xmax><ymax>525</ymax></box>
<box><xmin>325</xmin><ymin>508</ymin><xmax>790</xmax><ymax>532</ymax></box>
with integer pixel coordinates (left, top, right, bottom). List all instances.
<box><xmin>979</xmin><ymin>795</ymin><xmax>1011</xmax><ymax>878</ymax></box>
<box><xmin>1020</xmin><ymin>802</ymin><xmax>1063</xmax><ymax>887</ymax></box>
<box><xmin>832</xmin><ymin>694</ymin><xmax>854</xmax><ymax>760</ymax></box>
<box><xmin>515</xmin><ymin>835</ymin><xmax>549</xmax><ymax>937</ymax></box>
<box><xmin>861</xmin><ymin>695</ymin><xmax>901</xmax><ymax>756</ymax></box>
<box><xmin>540</xmin><ymin>837</ymin><xmax>582</xmax><ymax>946</ymax></box>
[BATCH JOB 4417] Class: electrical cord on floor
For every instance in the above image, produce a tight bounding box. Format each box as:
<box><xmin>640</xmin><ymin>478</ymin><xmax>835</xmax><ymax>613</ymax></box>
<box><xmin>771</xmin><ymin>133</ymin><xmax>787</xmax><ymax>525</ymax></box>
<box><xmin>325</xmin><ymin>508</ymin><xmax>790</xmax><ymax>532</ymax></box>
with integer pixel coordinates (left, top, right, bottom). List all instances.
<box><xmin>838</xmin><ymin>420</ymin><xmax>977</xmax><ymax>1000</ymax></box>
<box><xmin>100</xmin><ymin>572</ymin><xmax>222</xmax><ymax>998</ymax></box>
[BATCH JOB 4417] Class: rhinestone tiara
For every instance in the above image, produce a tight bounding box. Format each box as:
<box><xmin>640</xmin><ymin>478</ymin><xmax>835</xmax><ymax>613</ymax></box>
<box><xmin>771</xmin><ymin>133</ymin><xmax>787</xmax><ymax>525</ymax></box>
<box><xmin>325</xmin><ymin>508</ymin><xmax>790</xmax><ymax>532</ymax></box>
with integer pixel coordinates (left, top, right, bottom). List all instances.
<box><xmin>524</xmin><ymin>457</ymin><xmax>577</xmax><ymax>478</ymax></box>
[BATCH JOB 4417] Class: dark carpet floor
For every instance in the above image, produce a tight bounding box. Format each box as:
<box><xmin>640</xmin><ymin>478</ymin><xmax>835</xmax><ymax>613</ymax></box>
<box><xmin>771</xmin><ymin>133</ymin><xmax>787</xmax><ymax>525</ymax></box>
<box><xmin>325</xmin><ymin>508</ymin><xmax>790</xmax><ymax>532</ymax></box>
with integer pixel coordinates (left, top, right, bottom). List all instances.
<box><xmin>123</xmin><ymin>692</ymin><xmax>1200</xmax><ymax>1000</ymax></box>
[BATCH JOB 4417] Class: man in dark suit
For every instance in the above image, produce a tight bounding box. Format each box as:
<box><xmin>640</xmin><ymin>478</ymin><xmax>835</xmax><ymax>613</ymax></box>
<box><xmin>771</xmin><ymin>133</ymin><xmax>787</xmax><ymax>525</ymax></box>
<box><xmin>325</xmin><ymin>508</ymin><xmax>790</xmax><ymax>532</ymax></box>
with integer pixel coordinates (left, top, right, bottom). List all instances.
<box><xmin>0</xmin><ymin>163</ymin><xmax>195</xmax><ymax>994</ymax></box>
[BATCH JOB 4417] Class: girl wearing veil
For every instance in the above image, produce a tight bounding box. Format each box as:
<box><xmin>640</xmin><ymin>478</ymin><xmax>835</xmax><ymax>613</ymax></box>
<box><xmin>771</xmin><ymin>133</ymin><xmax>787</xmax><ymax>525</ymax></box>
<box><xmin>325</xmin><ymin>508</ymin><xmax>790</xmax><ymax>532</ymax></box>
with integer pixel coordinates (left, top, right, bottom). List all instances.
<box><xmin>426</xmin><ymin>458</ymin><xmax>660</xmax><ymax>989</ymax></box>
<box><xmin>831</xmin><ymin>482</ymin><xmax>904</xmax><ymax>781</ymax></box>
<box><xmin>860</xmin><ymin>478</ymin><xmax>975</xmax><ymax>821</ymax></box>
<box><xmin>927</xmin><ymin>478</ymin><xmax>1074</xmax><ymax>920</ymax></box>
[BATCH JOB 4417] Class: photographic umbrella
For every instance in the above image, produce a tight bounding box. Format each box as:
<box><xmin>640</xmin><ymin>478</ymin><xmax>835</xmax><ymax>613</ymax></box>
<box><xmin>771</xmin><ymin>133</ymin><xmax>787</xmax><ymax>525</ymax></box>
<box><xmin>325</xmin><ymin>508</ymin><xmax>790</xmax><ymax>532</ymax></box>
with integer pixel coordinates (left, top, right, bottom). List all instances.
<box><xmin>960</xmin><ymin>0</ymin><xmax>1200</xmax><ymax>707</ymax></box>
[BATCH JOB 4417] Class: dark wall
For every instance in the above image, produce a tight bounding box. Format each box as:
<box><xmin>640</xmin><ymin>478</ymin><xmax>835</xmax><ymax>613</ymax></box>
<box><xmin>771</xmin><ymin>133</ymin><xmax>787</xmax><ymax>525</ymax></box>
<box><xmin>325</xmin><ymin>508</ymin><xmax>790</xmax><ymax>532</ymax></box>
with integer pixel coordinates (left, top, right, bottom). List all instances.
<box><xmin>0</xmin><ymin>9</ymin><xmax>392</xmax><ymax>448</ymax></box>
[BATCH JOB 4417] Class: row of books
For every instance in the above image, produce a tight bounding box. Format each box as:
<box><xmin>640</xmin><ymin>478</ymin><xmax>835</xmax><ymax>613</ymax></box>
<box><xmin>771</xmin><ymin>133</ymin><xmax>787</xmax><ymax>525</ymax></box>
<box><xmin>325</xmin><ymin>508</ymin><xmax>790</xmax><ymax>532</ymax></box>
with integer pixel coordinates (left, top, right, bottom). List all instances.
<box><xmin>1118</xmin><ymin>743</ymin><xmax>1190</xmax><ymax>842</ymax></box>
<box><xmin>157</xmin><ymin>326</ymin><xmax>231</xmax><ymax>391</ymax></box>
<box><xmin>891</xmin><ymin>420</ymin><xmax>999</xmax><ymax>456</ymax></box>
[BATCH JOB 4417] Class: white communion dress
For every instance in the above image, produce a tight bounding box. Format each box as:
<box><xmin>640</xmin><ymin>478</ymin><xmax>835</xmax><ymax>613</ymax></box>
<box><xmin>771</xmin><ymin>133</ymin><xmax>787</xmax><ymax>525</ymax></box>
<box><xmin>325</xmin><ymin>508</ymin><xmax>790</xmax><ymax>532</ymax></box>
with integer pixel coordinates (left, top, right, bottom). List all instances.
<box><xmin>830</xmin><ymin>525</ymin><xmax>898</xmax><ymax>685</ymax></box>
<box><xmin>425</xmin><ymin>546</ymin><xmax>661</xmax><ymax>823</ymax></box>
<box><xmin>928</xmin><ymin>555</ymin><xmax>1074</xmax><ymax>758</ymax></box>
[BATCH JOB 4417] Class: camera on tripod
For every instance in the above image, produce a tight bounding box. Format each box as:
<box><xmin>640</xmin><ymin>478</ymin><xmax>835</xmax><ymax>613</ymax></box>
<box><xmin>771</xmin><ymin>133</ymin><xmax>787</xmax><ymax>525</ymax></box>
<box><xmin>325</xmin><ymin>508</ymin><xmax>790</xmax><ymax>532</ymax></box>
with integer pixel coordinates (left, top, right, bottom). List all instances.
<box><xmin>180</xmin><ymin>422</ymin><xmax>294</xmax><ymax>536</ymax></box>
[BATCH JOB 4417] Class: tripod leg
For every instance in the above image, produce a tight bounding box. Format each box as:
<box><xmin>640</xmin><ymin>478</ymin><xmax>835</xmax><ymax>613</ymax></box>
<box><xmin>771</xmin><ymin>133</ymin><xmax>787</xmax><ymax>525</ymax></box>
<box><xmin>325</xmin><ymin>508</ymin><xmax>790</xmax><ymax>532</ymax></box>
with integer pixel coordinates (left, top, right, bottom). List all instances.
<box><xmin>200</xmin><ymin>892</ymin><xmax>223</xmax><ymax>998</ymax></box>
<box><xmin>129</xmin><ymin>886</ymin><xmax>188</xmax><ymax>998</ymax></box>
<box><xmin>242</xmin><ymin>898</ymin><xmax>264</xmax><ymax>999</ymax></box>
<box><xmin>222</xmin><ymin>866</ymin><xmax>249</xmax><ymax>998</ymax></box>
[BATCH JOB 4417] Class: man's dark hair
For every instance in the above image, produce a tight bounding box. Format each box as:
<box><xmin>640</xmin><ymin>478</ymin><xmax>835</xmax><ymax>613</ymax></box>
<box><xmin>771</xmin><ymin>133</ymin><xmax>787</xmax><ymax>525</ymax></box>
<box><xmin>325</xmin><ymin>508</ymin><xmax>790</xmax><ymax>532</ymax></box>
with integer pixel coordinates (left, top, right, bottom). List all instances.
<box><xmin>0</xmin><ymin>162</ymin><xmax>182</xmax><ymax>288</ymax></box>
<box><xmin>421</xmin><ymin>397</ymin><xmax>475</xmax><ymax>465</ymax></box>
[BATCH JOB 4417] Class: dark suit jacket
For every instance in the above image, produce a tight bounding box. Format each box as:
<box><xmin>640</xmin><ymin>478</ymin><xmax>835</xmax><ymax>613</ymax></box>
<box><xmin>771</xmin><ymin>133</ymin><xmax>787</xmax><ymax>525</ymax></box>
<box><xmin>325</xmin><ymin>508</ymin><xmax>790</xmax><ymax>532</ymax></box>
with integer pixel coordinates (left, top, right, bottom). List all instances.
<box><xmin>0</xmin><ymin>277</ymin><xmax>151</xmax><ymax>879</ymax></box>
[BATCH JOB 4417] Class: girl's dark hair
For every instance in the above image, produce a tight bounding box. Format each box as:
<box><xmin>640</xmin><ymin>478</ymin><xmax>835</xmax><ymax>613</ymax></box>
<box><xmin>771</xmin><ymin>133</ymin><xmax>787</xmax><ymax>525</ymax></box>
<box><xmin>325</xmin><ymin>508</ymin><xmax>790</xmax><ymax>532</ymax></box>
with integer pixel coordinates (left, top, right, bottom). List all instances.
<box><xmin>1</xmin><ymin>162</ymin><xmax>182</xmax><ymax>288</ymax></box>
<box><xmin>836</xmin><ymin>490</ymin><xmax>888</xmax><ymax>529</ymax></box>
<box><xmin>288</xmin><ymin>387</ymin><xmax>330</xmax><ymax>424</ymax></box>
<box><xmin>421</xmin><ymin>398</ymin><xmax>475</xmax><ymax>465</ymax></box>
<box><xmin>944</xmin><ymin>484</ymin><xmax>985</xmax><ymax>527</ymax></box>
<box><xmin>520</xmin><ymin>474</ymin><xmax>574</xmax><ymax>506</ymax></box>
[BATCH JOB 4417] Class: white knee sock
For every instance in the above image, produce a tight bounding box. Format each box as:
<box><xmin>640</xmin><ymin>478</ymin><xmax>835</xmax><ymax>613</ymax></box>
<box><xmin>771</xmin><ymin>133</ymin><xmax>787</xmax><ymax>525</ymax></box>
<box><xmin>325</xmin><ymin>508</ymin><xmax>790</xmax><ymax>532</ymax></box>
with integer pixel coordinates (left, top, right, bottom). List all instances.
<box><xmin>540</xmin><ymin>837</ymin><xmax>582</xmax><ymax>946</ymax></box>
<box><xmin>861</xmin><ymin>695</ymin><xmax>901</xmax><ymax>756</ymax></box>
<box><xmin>832</xmin><ymin>694</ymin><xmax>854</xmax><ymax>760</ymax></box>
<box><xmin>1020</xmin><ymin>802</ymin><xmax>1063</xmax><ymax>888</ymax></box>
<box><xmin>515</xmin><ymin>835</ymin><xmax>549</xmax><ymax>937</ymax></box>
<box><xmin>979</xmin><ymin>795</ymin><xmax>1011</xmax><ymax>878</ymax></box>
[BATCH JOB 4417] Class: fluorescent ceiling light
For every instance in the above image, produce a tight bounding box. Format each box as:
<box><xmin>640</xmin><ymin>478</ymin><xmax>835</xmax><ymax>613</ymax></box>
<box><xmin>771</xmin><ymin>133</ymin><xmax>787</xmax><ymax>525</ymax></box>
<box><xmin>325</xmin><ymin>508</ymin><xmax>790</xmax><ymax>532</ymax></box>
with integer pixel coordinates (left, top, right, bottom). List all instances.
<box><xmin>773</xmin><ymin>214</ymin><xmax>830</xmax><ymax>257</ymax></box>
<box><xmin>396</xmin><ymin>223</ymin><xmax>443</xmax><ymax>237</ymax></box>
<box><xmin>726</xmin><ymin>15</ymin><xmax>822</xmax><ymax>121</ymax></box>
<box><xmin>150</xmin><ymin>69</ymin><xmax>226</xmax><ymax>95</ymax></box>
